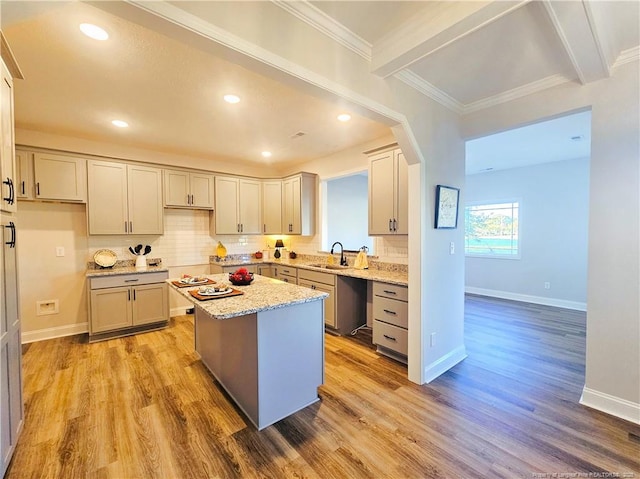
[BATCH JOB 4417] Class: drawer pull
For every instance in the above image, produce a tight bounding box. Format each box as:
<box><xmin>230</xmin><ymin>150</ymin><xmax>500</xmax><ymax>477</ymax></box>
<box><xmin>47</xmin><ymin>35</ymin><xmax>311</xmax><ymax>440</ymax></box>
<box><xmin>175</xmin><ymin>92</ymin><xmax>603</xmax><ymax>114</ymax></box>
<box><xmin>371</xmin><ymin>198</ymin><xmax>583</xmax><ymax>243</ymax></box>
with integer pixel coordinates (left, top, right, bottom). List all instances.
<box><xmin>383</xmin><ymin>334</ymin><xmax>397</xmax><ymax>342</ymax></box>
<box><xmin>383</xmin><ymin>290</ymin><xmax>397</xmax><ymax>295</ymax></box>
<box><xmin>124</xmin><ymin>279</ymin><xmax>139</xmax><ymax>283</ymax></box>
<box><xmin>383</xmin><ymin>309</ymin><xmax>397</xmax><ymax>315</ymax></box>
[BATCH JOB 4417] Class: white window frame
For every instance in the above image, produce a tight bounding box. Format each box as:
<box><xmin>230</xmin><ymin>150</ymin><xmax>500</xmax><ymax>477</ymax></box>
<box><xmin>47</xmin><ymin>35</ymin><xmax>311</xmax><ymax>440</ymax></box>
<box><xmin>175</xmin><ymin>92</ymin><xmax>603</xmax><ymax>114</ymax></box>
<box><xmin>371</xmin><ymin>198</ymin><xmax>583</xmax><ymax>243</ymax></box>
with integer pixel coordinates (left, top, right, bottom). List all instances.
<box><xmin>464</xmin><ymin>199</ymin><xmax>521</xmax><ymax>259</ymax></box>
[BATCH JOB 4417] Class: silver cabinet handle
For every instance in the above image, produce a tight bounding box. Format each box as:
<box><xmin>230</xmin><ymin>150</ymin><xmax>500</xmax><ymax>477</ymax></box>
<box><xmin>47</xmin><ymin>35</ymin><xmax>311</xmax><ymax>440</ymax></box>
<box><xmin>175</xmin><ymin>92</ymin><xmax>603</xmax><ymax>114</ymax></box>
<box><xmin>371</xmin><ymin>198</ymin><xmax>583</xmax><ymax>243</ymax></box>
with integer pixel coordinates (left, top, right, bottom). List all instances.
<box><xmin>383</xmin><ymin>334</ymin><xmax>397</xmax><ymax>342</ymax></box>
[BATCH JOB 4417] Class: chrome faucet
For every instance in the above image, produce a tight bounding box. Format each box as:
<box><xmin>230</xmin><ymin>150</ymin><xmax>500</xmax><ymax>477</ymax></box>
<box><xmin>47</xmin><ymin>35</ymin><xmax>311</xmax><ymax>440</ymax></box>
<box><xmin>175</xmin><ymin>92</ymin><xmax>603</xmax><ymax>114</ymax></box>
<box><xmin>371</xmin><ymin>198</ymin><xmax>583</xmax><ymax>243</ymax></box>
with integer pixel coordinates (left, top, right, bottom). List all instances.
<box><xmin>330</xmin><ymin>241</ymin><xmax>348</xmax><ymax>266</ymax></box>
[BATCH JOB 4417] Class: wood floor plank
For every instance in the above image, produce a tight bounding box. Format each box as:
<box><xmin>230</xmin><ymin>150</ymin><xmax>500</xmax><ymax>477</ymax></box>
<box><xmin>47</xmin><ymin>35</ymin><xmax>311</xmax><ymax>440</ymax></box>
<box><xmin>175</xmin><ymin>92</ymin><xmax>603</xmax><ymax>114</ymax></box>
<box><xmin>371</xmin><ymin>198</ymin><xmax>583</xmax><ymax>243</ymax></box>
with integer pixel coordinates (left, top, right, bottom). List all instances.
<box><xmin>7</xmin><ymin>299</ymin><xmax>640</xmax><ymax>478</ymax></box>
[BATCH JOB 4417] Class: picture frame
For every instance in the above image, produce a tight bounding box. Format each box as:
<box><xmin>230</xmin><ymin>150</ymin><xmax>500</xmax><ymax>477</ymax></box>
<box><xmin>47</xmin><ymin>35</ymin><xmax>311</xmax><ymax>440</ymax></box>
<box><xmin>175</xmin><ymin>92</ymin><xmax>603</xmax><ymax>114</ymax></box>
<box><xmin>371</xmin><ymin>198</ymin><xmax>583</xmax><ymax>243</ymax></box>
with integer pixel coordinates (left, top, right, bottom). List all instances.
<box><xmin>434</xmin><ymin>185</ymin><xmax>460</xmax><ymax>229</ymax></box>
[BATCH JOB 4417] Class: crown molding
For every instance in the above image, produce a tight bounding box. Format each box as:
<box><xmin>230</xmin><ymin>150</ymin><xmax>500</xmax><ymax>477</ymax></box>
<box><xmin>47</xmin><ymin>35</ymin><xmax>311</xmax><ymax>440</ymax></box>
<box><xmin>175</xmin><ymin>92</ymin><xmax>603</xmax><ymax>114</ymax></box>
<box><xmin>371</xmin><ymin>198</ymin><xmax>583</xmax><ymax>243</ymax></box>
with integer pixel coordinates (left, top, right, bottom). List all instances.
<box><xmin>613</xmin><ymin>45</ymin><xmax>640</xmax><ymax>69</ymax></box>
<box><xmin>271</xmin><ymin>0</ymin><xmax>372</xmax><ymax>62</ymax></box>
<box><xmin>394</xmin><ymin>70</ymin><xmax>464</xmax><ymax>114</ymax></box>
<box><xmin>463</xmin><ymin>74</ymin><xmax>574</xmax><ymax>114</ymax></box>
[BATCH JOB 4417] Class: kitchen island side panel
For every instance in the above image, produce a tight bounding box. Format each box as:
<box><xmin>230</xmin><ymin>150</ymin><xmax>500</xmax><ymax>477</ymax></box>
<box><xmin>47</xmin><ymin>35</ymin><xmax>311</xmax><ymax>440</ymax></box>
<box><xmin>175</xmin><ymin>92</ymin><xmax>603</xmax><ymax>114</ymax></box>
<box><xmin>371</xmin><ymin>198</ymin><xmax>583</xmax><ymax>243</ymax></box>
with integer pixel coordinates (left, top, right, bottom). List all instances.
<box><xmin>194</xmin><ymin>309</ymin><xmax>259</xmax><ymax>425</ymax></box>
<box><xmin>256</xmin><ymin>300</ymin><xmax>324</xmax><ymax>428</ymax></box>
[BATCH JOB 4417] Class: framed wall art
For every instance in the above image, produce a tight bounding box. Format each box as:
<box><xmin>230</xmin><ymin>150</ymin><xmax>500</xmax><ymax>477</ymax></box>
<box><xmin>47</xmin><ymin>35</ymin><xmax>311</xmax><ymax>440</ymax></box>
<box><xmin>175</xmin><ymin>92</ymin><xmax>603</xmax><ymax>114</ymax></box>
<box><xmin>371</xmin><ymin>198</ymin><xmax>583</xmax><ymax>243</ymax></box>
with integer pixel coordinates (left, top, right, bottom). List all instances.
<box><xmin>434</xmin><ymin>185</ymin><xmax>460</xmax><ymax>229</ymax></box>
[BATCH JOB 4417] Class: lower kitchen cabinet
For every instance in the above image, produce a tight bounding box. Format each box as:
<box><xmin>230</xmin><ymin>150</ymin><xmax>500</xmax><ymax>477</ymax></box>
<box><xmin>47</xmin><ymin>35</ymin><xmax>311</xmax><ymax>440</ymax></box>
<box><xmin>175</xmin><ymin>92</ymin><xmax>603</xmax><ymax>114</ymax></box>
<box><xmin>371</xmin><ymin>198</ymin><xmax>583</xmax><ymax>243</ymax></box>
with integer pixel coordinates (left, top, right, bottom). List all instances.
<box><xmin>88</xmin><ymin>271</ymin><xmax>169</xmax><ymax>340</ymax></box>
<box><xmin>298</xmin><ymin>269</ymin><xmax>366</xmax><ymax>335</ymax></box>
<box><xmin>256</xmin><ymin>265</ymin><xmax>273</xmax><ymax>278</ymax></box>
<box><xmin>372</xmin><ymin>282</ymin><xmax>408</xmax><ymax>363</ymax></box>
<box><xmin>274</xmin><ymin>265</ymin><xmax>297</xmax><ymax>284</ymax></box>
<box><xmin>210</xmin><ymin>264</ymin><xmax>257</xmax><ymax>274</ymax></box>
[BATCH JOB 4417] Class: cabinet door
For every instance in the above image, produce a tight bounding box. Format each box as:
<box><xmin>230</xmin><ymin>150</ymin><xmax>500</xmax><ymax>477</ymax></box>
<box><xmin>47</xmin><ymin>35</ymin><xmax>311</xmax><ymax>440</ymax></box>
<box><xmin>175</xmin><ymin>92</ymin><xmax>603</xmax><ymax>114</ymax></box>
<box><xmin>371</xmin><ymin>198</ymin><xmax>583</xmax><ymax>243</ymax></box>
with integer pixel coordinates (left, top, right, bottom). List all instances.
<box><xmin>164</xmin><ymin>169</ymin><xmax>190</xmax><ymax>207</ymax></box>
<box><xmin>257</xmin><ymin>265</ymin><xmax>273</xmax><ymax>278</ymax></box>
<box><xmin>15</xmin><ymin>149</ymin><xmax>33</xmax><ymax>199</ymax></box>
<box><xmin>33</xmin><ymin>153</ymin><xmax>86</xmax><ymax>202</ymax></box>
<box><xmin>0</xmin><ymin>65</ymin><xmax>16</xmax><ymax>214</ymax></box>
<box><xmin>190</xmin><ymin>173</ymin><xmax>215</xmax><ymax>209</ymax></box>
<box><xmin>127</xmin><ymin>164</ymin><xmax>163</xmax><ymax>234</ymax></box>
<box><xmin>368</xmin><ymin>151</ymin><xmax>395</xmax><ymax>235</ymax></box>
<box><xmin>87</xmin><ymin>160</ymin><xmax>128</xmax><ymax>235</ymax></box>
<box><xmin>90</xmin><ymin>286</ymin><xmax>132</xmax><ymax>333</ymax></box>
<box><xmin>282</xmin><ymin>176</ymin><xmax>302</xmax><ymax>234</ymax></box>
<box><xmin>394</xmin><ymin>151</ymin><xmax>409</xmax><ymax>235</ymax></box>
<box><xmin>299</xmin><ymin>280</ymin><xmax>335</xmax><ymax>328</ymax></box>
<box><xmin>262</xmin><ymin>180</ymin><xmax>282</xmax><ymax>234</ymax></box>
<box><xmin>132</xmin><ymin>283</ymin><xmax>168</xmax><ymax>326</ymax></box>
<box><xmin>239</xmin><ymin>178</ymin><xmax>261</xmax><ymax>234</ymax></box>
<box><xmin>214</xmin><ymin>176</ymin><xmax>240</xmax><ymax>234</ymax></box>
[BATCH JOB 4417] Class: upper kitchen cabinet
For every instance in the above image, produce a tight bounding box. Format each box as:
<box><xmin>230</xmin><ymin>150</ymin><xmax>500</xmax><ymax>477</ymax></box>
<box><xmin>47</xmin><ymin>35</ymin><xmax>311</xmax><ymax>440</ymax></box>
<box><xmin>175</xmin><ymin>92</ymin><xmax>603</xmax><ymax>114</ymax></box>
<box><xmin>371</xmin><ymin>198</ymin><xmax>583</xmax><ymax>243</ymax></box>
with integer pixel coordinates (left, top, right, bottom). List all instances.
<box><xmin>164</xmin><ymin>169</ymin><xmax>214</xmax><ymax>209</ymax></box>
<box><xmin>214</xmin><ymin>176</ymin><xmax>261</xmax><ymax>235</ymax></box>
<box><xmin>0</xmin><ymin>62</ymin><xmax>16</xmax><ymax>214</ymax></box>
<box><xmin>15</xmin><ymin>150</ymin><xmax>87</xmax><ymax>202</ymax></box>
<box><xmin>368</xmin><ymin>148</ymin><xmax>408</xmax><ymax>235</ymax></box>
<box><xmin>261</xmin><ymin>179</ymin><xmax>282</xmax><ymax>235</ymax></box>
<box><xmin>282</xmin><ymin>173</ymin><xmax>316</xmax><ymax>235</ymax></box>
<box><xmin>87</xmin><ymin>160</ymin><xmax>163</xmax><ymax>235</ymax></box>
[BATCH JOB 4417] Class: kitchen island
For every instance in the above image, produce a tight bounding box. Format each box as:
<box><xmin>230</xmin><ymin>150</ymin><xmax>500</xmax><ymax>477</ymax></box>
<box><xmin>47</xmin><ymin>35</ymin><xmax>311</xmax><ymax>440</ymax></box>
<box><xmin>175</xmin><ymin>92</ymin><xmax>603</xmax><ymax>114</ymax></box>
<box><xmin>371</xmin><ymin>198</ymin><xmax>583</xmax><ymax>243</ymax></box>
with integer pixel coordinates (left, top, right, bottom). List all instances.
<box><xmin>169</xmin><ymin>274</ymin><xmax>328</xmax><ymax>430</ymax></box>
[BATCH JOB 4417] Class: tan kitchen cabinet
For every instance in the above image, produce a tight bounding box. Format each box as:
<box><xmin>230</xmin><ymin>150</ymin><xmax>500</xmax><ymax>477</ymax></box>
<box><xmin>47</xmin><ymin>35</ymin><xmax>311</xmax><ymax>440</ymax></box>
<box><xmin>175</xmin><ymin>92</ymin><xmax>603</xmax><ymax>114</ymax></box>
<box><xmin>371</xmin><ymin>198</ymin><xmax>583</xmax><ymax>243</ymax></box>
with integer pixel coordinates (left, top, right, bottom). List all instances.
<box><xmin>372</xmin><ymin>282</ymin><xmax>408</xmax><ymax>362</ymax></box>
<box><xmin>15</xmin><ymin>150</ymin><xmax>87</xmax><ymax>202</ymax></box>
<box><xmin>282</xmin><ymin>173</ymin><xmax>316</xmax><ymax>235</ymax></box>
<box><xmin>87</xmin><ymin>160</ymin><xmax>163</xmax><ymax>235</ymax></box>
<box><xmin>274</xmin><ymin>265</ymin><xmax>297</xmax><ymax>284</ymax></box>
<box><xmin>214</xmin><ymin>176</ymin><xmax>261</xmax><ymax>234</ymax></box>
<box><xmin>261</xmin><ymin>179</ymin><xmax>282</xmax><ymax>234</ymax></box>
<box><xmin>298</xmin><ymin>268</ymin><xmax>366</xmax><ymax>335</ymax></box>
<box><xmin>164</xmin><ymin>169</ymin><xmax>214</xmax><ymax>209</ymax></box>
<box><xmin>88</xmin><ymin>271</ymin><xmax>169</xmax><ymax>339</ymax></box>
<box><xmin>257</xmin><ymin>264</ymin><xmax>273</xmax><ymax>278</ymax></box>
<box><xmin>0</xmin><ymin>62</ymin><xmax>16</xmax><ymax>214</ymax></box>
<box><xmin>210</xmin><ymin>263</ymin><xmax>257</xmax><ymax>274</ymax></box>
<box><xmin>368</xmin><ymin>148</ymin><xmax>408</xmax><ymax>235</ymax></box>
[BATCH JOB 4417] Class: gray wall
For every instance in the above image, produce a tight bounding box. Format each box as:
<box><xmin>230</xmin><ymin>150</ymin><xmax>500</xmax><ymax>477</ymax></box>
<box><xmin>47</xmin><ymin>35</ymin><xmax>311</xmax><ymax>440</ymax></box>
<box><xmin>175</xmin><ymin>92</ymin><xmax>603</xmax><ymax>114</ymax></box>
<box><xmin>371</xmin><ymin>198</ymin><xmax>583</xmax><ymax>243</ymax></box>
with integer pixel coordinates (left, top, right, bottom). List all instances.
<box><xmin>465</xmin><ymin>157</ymin><xmax>590</xmax><ymax>309</ymax></box>
<box><xmin>326</xmin><ymin>174</ymin><xmax>373</xmax><ymax>252</ymax></box>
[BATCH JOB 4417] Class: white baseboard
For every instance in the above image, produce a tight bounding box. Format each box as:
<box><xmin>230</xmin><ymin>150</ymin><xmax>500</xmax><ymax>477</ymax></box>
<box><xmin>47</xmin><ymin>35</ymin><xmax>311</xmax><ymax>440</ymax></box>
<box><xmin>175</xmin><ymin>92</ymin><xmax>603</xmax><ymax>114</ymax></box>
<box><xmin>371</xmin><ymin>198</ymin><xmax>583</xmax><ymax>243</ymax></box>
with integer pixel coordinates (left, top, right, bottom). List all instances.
<box><xmin>22</xmin><ymin>322</ymin><xmax>88</xmax><ymax>344</ymax></box>
<box><xmin>580</xmin><ymin>386</ymin><xmax>640</xmax><ymax>425</ymax></box>
<box><xmin>424</xmin><ymin>345</ymin><xmax>467</xmax><ymax>383</ymax></box>
<box><xmin>465</xmin><ymin>286</ymin><xmax>587</xmax><ymax>311</ymax></box>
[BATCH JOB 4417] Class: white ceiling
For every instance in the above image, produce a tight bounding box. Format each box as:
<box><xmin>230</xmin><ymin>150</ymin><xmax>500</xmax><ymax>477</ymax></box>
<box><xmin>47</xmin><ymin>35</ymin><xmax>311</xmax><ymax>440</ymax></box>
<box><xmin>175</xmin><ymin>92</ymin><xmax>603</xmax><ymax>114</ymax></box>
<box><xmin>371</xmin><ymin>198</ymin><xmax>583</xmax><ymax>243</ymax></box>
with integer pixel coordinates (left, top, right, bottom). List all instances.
<box><xmin>1</xmin><ymin>1</ymin><xmax>638</xmax><ymax>172</ymax></box>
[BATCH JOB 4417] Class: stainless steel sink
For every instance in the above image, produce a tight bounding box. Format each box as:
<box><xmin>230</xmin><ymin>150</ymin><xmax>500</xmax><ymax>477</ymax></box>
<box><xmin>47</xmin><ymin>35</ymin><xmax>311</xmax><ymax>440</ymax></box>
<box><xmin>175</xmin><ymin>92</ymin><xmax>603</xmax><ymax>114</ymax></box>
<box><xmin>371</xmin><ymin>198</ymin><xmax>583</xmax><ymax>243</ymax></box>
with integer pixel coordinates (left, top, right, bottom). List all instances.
<box><xmin>307</xmin><ymin>263</ymin><xmax>350</xmax><ymax>270</ymax></box>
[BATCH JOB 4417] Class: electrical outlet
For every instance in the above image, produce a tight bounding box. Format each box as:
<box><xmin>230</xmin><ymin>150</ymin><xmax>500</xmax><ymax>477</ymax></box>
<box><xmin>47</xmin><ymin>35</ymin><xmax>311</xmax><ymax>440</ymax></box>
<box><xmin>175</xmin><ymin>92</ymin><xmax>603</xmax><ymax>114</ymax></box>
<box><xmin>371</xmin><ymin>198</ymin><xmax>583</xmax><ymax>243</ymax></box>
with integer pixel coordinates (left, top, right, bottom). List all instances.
<box><xmin>430</xmin><ymin>332</ymin><xmax>436</xmax><ymax>347</ymax></box>
<box><xmin>449</xmin><ymin>242</ymin><xmax>455</xmax><ymax>255</ymax></box>
<box><xmin>56</xmin><ymin>246</ymin><xmax>65</xmax><ymax>257</ymax></box>
<box><xmin>544</xmin><ymin>282</ymin><xmax>551</xmax><ymax>289</ymax></box>
<box><xmin>36</xmin><ymin>299</ymin><xmax>59</xmax><ymax>316</ymax></box>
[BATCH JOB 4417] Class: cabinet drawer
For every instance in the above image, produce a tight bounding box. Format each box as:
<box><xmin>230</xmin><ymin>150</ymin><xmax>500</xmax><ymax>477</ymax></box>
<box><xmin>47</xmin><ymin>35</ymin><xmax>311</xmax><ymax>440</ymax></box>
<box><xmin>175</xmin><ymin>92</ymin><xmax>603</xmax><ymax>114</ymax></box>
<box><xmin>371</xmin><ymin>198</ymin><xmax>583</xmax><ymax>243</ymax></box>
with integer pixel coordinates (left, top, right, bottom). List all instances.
<box><xmin>373</xmin><ymin>296</ymin><xmax>408</xmax><ymax>328</ymax></box>
<box><xmin>278</xmin><ymin>274</ymin><xmax>296</xmax><ymax>284</ymax></box>
<box><xmin>89</xmin><ymin>271</ymin><xmax>168</xmax><ymax>290</ymax></box>
<box><xmin>297</xmin><ymin>269</ymin><xmax>335</xmax><ymax>286</ymax></box>
<box><xmin>373</xmin><ymin>281</ymin><xmax>408</xmax><ymax>301</ymax></box>
<box><xmin>277</xmin><ymin>266</ymin><xmax>297</xmax><ymax>277</ymax></box>
<box><xmin>373</xmin><ymin>320</ymin><xmax>408</xmax><ymax>356</ymax></box>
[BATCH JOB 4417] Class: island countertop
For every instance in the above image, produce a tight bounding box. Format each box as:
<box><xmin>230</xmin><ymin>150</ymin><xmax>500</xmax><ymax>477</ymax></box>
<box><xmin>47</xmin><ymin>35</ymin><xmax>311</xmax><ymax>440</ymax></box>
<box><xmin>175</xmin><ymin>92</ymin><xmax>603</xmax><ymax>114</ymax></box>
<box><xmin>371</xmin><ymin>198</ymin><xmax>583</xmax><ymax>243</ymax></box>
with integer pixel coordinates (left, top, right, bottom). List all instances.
<box><xmin>168</xmin><ymin>273</ymin><xmax>328</xmax><ymax>320</ymax></box>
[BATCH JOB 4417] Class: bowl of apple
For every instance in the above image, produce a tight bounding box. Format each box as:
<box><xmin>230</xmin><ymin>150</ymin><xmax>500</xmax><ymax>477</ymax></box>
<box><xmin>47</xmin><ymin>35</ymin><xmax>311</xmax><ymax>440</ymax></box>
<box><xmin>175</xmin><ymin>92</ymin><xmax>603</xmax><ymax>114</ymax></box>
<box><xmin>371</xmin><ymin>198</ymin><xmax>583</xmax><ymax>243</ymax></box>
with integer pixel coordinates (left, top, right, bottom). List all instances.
<box><xmin>229</xmin><ymin>268</ymin><xmax>254</xmax><ymax>286</ymax></box>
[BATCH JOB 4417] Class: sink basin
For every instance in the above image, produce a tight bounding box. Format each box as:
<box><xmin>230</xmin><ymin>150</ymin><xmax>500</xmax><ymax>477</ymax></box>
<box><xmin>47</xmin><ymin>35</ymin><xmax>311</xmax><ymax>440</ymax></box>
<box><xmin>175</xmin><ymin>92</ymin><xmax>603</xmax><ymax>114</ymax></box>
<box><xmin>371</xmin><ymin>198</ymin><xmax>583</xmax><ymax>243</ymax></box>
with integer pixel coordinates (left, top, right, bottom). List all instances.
<box><xmin>308</xmin><ymin>263</ymin><xmax>350</xmax><ymax>270</ymax></box>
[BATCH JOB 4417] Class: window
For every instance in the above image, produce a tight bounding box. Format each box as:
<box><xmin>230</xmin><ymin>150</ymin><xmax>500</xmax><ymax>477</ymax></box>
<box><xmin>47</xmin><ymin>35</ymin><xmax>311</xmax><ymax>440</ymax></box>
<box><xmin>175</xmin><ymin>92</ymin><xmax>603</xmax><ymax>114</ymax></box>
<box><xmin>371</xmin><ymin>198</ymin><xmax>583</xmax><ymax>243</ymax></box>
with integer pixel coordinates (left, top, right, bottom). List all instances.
<box><xmin>465</xmin><ymin>201</ymin><xmax>520</xmax><ymax>258</ymax></box>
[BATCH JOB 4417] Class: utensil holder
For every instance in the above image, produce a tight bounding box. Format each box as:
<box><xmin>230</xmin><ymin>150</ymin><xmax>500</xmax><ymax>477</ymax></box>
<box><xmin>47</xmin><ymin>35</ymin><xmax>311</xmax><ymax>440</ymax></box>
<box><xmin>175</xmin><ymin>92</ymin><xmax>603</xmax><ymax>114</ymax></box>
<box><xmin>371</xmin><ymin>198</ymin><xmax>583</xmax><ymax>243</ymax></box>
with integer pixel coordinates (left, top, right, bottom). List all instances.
<box><xmin>135</xmin><ymin>255</ymin><xmax>147</xmax><ymax>269</ymax></box>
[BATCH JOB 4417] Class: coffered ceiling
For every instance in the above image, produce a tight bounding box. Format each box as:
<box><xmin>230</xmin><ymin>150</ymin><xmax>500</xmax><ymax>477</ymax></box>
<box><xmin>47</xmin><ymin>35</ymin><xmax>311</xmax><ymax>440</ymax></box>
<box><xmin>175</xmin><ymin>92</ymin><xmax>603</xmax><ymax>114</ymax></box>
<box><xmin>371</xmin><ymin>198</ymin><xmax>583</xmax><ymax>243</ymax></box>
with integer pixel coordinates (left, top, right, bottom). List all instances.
<box><xmin>1</xmin><ymin>1</ymin><xmax>638</xmax><ymax>171</ymax></box>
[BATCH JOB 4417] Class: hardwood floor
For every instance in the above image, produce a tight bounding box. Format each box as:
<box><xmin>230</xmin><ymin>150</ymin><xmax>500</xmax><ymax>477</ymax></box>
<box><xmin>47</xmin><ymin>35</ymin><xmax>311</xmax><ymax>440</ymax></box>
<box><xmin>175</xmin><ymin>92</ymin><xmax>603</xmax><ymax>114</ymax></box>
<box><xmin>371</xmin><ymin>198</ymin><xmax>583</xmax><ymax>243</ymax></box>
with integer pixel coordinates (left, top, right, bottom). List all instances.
<box><xmin>8</xmin><ymin>295</ymin><xmax>640</xmax><ymax>478</ymax></box>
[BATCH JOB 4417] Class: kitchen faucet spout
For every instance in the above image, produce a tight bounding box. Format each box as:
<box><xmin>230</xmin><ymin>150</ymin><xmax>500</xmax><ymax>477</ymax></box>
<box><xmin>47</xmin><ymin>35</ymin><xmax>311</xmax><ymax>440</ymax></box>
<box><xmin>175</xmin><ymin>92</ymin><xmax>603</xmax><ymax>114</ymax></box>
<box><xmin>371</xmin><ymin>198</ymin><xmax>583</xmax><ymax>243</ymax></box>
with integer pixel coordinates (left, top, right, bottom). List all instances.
<box><xmin>330</xmin><ymin>241</ymin><xmax>348</xmax><ymax>266</ymax></box>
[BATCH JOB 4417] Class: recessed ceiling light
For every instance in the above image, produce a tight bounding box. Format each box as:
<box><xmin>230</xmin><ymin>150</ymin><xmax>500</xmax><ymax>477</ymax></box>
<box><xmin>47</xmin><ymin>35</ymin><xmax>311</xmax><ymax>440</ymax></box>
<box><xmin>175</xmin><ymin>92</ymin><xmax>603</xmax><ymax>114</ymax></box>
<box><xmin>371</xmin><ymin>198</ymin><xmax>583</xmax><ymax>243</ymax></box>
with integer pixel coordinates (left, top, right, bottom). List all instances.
<box><xmin>224</xmin><ymin>94</ymin><xmax>240</xmax><ymax>104</ymax></box>
<box><xmin>111</xmin><ymin>120</ymin><xmax>129</xmax><ymax>128</ymax></box>
<box><xmin>337</xmin><ymin>113</ymin><xmax>351</xmax><ymax>122</ymax></box>
<box><xmin>261</xmin><ymin>151</ymin><xmax>272</xmax><ymax>158</ymax></box>
<box><xmin>80</xmin><ymin>23</ymin><xmax>109</xmax><ymax>41</ymax></box>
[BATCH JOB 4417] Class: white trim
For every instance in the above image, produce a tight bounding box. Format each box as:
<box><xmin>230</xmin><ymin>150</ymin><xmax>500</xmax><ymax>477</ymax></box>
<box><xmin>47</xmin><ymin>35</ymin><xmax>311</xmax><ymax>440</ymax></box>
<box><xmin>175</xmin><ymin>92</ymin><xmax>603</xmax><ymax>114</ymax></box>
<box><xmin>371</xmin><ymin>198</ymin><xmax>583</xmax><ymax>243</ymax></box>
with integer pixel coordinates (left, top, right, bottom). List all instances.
<box><xmin>22</xmin><ymin>322</ymin><xmax>88</xmax><ymax>344</ymax></box>
<box><xmin>613</xmin><ymin>45</ymin><xmax>640</xmax><ymax>69</ymax></box>
<box><xmin>463</xmin><ymin>74</ymin><xmax>574</xmax><ymax>114</ymax></box>
<box><xmin>465</xmin><ymin>286</ymin><xmax>587</xmax><ymax>311</ymax></box>
<box><xmin>394</xmin><ymin>70</ymin><xmax>464</xmax><ymax>114</ymax></box>
<box><xmin>424</xmin><ymin>345</ymin><xmax>467</xmax><ymax>383</ymax></box>
<box><xmin>271</xmin><ymin>0</ymin><xmax>372</xmax><ymax>61</ymax></box>
<box><xmin>580</xmin><ymin>387</ymin><xmax>640</xmax><ymax>425</ymax></box>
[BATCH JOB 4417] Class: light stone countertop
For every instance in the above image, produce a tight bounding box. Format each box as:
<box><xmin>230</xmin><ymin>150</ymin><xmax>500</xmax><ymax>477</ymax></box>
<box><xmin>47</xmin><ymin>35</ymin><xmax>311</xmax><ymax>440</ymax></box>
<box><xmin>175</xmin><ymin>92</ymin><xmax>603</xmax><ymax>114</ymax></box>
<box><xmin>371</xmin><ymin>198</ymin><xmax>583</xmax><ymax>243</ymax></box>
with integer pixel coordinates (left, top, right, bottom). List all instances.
<box><xmin>86</xmin><ymin>264</ymin><xmax>169</xmax><ymax>278</ymax></box>
<box><xmin>168</xmin><ymin>273</ymin><xmax>328</xmax><ymax>320</ymax></box>
<box><xmin>211</xmin><ymin>256</ymin><xmax>409</xmax><ymax>287</ymax></box>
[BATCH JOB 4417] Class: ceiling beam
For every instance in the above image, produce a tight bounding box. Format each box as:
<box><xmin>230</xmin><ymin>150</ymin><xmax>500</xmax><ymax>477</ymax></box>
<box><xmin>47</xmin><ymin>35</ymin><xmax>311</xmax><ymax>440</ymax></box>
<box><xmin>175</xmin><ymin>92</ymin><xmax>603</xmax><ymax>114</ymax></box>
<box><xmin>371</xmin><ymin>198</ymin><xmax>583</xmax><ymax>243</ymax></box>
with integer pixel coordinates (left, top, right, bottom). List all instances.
<box><xmin>540</xmin><ymin>0</ymin><xmax>610</xmax><ymax>84</ymax></box>
<box><xmin>370</xmin><ymin>1</ymin><xmax>527</xmax><ymax>78</ymax></box>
